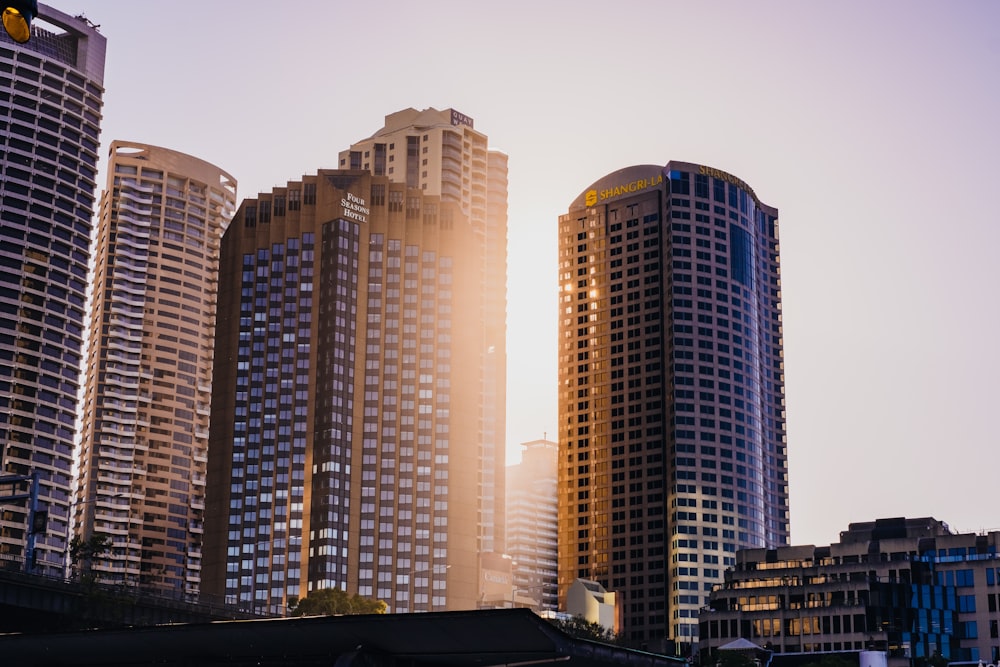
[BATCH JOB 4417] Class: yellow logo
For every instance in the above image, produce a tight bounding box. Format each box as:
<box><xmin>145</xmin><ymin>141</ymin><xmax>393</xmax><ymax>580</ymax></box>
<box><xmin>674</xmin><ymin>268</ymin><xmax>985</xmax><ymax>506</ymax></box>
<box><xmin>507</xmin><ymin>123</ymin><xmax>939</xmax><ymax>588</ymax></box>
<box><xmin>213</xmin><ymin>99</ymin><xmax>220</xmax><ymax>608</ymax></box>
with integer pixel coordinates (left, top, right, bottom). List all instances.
<box><xmin>585</xmin><ymin>190</ymin><xmax>598</xmax><ymax>207</ymax></box>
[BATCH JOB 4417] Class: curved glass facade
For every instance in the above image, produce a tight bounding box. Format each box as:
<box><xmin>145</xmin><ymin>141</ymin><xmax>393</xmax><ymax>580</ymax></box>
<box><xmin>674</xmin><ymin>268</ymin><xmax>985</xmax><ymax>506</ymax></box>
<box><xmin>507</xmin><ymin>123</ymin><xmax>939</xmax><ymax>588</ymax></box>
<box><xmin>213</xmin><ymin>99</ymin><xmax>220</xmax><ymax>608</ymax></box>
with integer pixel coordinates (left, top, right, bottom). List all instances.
<box><xmin>0</xmin><ymin>6</ymin><xmax>104</xmax><ymax>576</ymax></box>
<box><xmin>557</xmin><ymin>162</ymin><xmax>788</xmax><ymax>648</ymax></box>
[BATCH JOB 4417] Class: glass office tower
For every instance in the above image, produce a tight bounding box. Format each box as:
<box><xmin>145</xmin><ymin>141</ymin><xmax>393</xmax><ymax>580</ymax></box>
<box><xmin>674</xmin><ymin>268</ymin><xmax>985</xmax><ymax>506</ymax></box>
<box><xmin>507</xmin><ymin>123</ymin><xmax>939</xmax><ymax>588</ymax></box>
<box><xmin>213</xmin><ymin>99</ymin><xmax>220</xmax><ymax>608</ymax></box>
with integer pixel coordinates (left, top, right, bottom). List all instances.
<box><xmin>557</xmin><ymin>162</ymin><xmax>789</xmax><ymax>650</ymax></box>
<box><xmin>0</xmin><ymin>5</ymin><xmax>105</xmax><ymax>575</ymax></box>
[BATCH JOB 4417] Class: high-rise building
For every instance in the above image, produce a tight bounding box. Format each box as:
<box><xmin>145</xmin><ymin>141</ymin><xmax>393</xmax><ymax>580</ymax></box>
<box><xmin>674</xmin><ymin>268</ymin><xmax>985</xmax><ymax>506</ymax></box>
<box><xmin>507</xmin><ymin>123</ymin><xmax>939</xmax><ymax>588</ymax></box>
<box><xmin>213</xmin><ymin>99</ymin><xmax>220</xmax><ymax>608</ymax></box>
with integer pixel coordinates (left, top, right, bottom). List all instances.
<box><xmin>74</xmin><ymin>142</ymin><xmax>236</xmax><ymax>595</ymax></box>
<box><xmin>557</xmin><ymin>163</ymin><xmax>788</xmax><ymax>648</ymax></box>
<box><xmin>203</xmin><ymin>169</ymin><xmax>492</xmax><ymax>614</ymax></box>
<box><xmin>339</xmin><ymin>107</ymin><xmax>508</xmax><ymax>557</ymax></box>
<box><xmin>507</xmin><ymin>438</ymin><xmax>558</xmax><ymax>612</ymax></box>
<box><xmin>0</xmin><ymin>5</ymin><xmax>105</xmax><ymax>576</ymax></box>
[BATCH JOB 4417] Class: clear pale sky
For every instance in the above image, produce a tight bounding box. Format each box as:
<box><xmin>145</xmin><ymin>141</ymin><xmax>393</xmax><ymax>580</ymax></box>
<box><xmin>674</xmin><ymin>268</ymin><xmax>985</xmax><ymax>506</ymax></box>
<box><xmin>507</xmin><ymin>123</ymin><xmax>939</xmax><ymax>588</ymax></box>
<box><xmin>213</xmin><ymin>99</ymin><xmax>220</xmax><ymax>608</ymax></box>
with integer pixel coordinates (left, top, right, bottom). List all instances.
<box><xmin>44</xmin><ymin>1</ymin><xmax>1000</xmax><ymax>547</ymax></box>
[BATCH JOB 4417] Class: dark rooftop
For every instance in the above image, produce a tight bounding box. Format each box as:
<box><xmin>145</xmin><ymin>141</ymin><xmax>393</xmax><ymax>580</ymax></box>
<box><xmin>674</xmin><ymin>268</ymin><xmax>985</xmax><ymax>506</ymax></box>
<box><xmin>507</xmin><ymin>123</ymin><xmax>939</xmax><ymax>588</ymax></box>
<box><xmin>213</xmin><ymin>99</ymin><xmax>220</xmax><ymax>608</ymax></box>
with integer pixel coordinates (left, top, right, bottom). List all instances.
<box><xmin>0</xmin><ymin>608</ymin><xmax>687</xmax><ymax>667</ymax></box>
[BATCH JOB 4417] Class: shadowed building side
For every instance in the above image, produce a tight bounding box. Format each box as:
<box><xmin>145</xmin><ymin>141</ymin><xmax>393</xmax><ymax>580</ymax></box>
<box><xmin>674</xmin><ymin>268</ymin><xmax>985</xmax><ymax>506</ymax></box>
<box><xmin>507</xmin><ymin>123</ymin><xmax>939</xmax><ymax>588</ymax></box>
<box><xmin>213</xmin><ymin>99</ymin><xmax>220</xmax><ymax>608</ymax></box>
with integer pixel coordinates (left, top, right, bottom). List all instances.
<box><xmin>0</xmin><ymin>4</ymin><xmax>105</xmax><ymax>575</ymax></box>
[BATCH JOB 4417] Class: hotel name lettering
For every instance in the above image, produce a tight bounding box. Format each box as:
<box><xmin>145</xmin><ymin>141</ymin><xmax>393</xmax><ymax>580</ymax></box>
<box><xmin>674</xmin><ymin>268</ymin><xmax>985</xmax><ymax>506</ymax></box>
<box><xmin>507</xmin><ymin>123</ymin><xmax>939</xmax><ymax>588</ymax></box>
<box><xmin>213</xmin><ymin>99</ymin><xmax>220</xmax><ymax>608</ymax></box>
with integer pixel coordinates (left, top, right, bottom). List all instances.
<box><xmin>697</xmin><ymin>165</ymin><xmax>761</xmax><ymax>207</ymax></box>
<box><xmin>583</xmin><ymin>165</ymin><xmax>761</xmax><ymax>208</ymax></box>
<box><xmin>586</xmin><ymin>173</ymin><xmax>663</xmax><ymax>206</ymax></box>
<box><xmin>341</xmin><ymin>192</ymin><xmax>369</xmax><ymax>223</ymax></box>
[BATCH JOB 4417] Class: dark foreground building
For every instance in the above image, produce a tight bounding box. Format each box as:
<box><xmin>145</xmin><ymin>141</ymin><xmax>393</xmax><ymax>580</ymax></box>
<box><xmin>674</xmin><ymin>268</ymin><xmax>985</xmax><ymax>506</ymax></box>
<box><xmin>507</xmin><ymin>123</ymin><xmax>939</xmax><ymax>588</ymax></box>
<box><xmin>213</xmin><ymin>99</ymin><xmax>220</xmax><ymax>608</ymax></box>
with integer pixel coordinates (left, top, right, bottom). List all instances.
<box><xmin>700</xmin><ymin>518</ymin><xmax>1000</xmax><ymax>667</ymax></box>
<box><xmin>0</xmin><ymin>3</ymin><xmax>105</xmax><ymax>576</ymax></box>
<box><xmin>0</xmin><ymin>608</ymin><xmax>687</xmax><ymax>667</ymax></box>
<box><xmin>557</xmin><ymin>163</ymin><xmax>788</xmax><ymax>649</ymax></box>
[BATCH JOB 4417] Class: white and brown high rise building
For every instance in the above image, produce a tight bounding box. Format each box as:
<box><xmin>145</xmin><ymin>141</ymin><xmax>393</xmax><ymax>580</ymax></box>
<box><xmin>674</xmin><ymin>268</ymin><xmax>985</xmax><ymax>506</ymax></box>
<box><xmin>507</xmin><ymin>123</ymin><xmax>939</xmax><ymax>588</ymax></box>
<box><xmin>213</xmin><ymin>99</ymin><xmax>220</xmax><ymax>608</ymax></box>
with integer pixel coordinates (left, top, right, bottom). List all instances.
<box><xmin>506</xmin><ymin>438</ymin><xmax>558</xmax><ymax>612</ymax></box>
<box><xmin>75</xmin><ymin>142</ymin><xmax>236</xmax><ymax>595</ymax></box>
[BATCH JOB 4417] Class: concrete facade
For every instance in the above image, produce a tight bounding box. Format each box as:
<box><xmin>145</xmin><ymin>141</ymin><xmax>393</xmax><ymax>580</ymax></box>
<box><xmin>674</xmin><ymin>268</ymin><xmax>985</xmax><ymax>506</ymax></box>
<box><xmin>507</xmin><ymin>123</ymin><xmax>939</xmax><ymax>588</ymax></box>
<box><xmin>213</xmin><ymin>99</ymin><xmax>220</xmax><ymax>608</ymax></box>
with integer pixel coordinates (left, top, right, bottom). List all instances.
<box><xmin>74</xmin><ymin>142</ymin><xmax>236</xmax><ymax>596</ymax></box>
<box><xmin>507</xmin><ymin>438</ymin><xmax>558</xmax><ymax>612</ymax></box>
<box><xmin>340</xmin><ymin>108</ymin><xmax>508</xmax><ymax>558</ymax></box>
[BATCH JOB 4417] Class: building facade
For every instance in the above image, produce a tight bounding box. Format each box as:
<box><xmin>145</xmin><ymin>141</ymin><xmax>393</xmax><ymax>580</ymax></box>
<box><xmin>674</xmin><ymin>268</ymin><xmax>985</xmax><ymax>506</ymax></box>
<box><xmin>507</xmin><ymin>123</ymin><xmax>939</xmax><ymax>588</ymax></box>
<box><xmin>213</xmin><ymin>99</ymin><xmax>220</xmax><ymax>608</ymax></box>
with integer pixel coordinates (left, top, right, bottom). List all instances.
<box><xmin>339</xmin><ymin>108</ymin><xmax>508</xmax><ymax>557</ymax></box>
<box><xmin>557</xmin><ymin>163</ymin><xmax>788</xmax><ymax>648</ymax></box>
<box><xmin>700</xmin><ymin>518</ymin><xmax>1000</xmax><ymax>666</ymax></box>
<box><xmin>0</xmin><ymin>5</ymin><xmax>105</xmax><ymax>576</ymax></box>
<box><xmin>74</xmin><ymin>142</ymin><xmax>236</xmax><ymax>595</ymax></box>
<box><xmin>203</xmin><ymin>170</ymin><xmax>489</xmax><ymax>614</ymax></box>
<box><xmin>507</xmin><ymin>438</ymin><xmax>558</xmax><ymax>612</ymax></box>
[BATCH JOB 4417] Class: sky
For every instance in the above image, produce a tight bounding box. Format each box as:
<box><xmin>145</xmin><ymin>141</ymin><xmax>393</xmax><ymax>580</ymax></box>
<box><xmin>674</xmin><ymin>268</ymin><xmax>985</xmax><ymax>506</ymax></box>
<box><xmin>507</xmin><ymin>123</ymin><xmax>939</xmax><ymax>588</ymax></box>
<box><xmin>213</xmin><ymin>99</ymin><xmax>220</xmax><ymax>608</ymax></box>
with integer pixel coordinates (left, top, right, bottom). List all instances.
<box><xmin>41</xmin><ymin>0</ymin><xmax>1000</xmax><ymax>548</ymax></box>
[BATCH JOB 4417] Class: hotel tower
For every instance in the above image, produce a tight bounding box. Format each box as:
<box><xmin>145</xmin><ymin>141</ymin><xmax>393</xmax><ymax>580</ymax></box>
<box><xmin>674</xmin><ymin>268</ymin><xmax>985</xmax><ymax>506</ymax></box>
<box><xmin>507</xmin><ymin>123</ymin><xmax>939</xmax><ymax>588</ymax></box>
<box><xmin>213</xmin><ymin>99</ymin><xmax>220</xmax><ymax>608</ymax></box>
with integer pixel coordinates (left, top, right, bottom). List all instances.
<box><xmin>339</xmin><ymin>108</ymin><xmax>508</xmax><ymax>558</ymax></box>
<box><xmin>557</xmin><ymin>163</ymin><xmax>789</xmax><ymax>649</ymax></box>
<box><xmin>75</xmin><ymin>142</ymin><xmax>236</xmax><ymax>594</ymax></box>
<box><xmin>0</xmin><ymin>6</ymin><xmax>105</xmax><ymax>575</ymax></box>
<box><xmin>203</xmin><ymin>168</ymin><xmax>492</xmax><ymax>614</ymax></box>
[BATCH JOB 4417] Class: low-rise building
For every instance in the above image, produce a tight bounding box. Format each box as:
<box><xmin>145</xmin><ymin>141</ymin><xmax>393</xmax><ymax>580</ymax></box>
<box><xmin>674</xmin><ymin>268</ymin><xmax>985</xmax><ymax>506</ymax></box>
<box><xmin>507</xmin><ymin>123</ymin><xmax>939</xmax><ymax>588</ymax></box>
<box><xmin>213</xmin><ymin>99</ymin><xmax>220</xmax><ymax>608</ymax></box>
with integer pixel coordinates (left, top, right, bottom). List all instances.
<box><xmin>700</xmin><ymin>518</ymin><xmax>1000</xmax><ymax>666</ymax></box>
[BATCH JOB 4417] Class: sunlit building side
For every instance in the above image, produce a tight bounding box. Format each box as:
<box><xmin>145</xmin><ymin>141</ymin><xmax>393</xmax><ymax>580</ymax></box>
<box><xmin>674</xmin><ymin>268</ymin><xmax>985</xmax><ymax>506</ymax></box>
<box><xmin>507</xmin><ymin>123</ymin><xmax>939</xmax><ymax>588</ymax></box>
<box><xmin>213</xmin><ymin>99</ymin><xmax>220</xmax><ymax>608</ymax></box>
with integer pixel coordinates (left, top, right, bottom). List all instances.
<box><xmin>75</xmin><ymin>141</ymin><xmax>236</xmax><ymax>594</ymax></box>
<box><xmin>204</xmin><ymin>170</ymin><xmax>485</xmax><ymax>614</ymax></box>
<box><xmin>340</xmin><ymin>108</ymin><xmax>508</xmax><ymax>560</ymax></box>
<box><xmin>507</xmin><ymin>438</ymin><xmax>558</xmax><ymax>612</ymax></box>
<box><xmin>0</xmin><ymin>5</ymin><xmax>104</xmax><ymax>575</ymax></box>
<box><xmin>557</xmin><ymin>162</ymin><xmax>788</xmax><ymax>650</ymax></box>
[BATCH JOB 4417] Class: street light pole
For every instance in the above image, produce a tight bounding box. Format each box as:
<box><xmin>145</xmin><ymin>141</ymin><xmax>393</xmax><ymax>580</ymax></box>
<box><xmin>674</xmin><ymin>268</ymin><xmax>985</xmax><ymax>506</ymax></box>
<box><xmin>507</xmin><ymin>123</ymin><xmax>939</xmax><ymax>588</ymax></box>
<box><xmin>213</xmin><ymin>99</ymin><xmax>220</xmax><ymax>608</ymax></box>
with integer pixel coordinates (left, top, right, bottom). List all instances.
<box><xmin>0</xmin><ymin>471</ymin><xmax>41</xmax><ymax>573</ymax></box>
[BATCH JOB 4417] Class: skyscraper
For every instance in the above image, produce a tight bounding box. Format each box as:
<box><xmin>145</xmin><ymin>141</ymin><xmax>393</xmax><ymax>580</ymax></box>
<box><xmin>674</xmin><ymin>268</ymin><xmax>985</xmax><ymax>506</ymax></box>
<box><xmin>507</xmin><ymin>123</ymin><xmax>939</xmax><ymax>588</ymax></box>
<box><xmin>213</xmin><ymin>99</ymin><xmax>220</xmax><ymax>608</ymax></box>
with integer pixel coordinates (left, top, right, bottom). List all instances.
<box><xmin>203</xmin><ymin>169</ymin><xmax>491</xmax><ymax>614</ymax></box>
<box><xmin>557</xmin><ymin>163</ymin><xmax>788</xmax><ymax>649</ymax></box>
<box><xmin>0</xmin><ymin>5</ymin><xmax>105</xmax><ymax>575</ymax></box>
<box><xmin>506</xmin><ymin>438</ymin><xmax>558</xmax><ymax>612</ymax></box>
<box><xmin>75</xmin><ymin>142</ymin><xmax>236</xmax><ymax>594</ymax></box>
<box><xmin>339</xmin><ymin>108</ymin><xmax>508</xmax><ymax>557</ymax></box>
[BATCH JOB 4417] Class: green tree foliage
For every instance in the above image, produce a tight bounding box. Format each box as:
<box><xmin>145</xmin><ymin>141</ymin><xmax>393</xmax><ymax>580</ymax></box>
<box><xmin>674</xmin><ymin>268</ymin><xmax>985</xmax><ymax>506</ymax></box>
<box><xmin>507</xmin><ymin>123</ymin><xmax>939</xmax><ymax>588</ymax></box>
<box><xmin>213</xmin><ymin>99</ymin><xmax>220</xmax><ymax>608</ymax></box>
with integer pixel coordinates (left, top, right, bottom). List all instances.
<box><xmin>69</xmin><ymin>533</ymin><xmax>112</xmax><ymax>574</ymax></box>
<box><xmin>548</xmin><ymin>615</ymin><xmax>622</xmax><ymax>644</ymax></box>
<box><xmin>290</xmin><ymin>587</ymin><xmax>387</xmax><ymax>616</ymax></box>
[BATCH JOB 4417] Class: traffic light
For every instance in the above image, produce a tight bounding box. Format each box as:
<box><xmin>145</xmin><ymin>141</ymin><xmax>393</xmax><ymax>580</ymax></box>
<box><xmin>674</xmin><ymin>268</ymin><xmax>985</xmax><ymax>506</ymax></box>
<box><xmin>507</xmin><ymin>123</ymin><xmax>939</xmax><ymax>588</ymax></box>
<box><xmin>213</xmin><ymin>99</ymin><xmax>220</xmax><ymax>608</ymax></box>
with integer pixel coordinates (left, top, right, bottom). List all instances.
<box><xmin>2</xmin><ymin>0</ymin><xmax>37</xmax><ymax>44</ymax></box>
<box><xmin>31</xmin><ymin>509</ymin><xmax>47</xmax><ymax>533</ymax></box>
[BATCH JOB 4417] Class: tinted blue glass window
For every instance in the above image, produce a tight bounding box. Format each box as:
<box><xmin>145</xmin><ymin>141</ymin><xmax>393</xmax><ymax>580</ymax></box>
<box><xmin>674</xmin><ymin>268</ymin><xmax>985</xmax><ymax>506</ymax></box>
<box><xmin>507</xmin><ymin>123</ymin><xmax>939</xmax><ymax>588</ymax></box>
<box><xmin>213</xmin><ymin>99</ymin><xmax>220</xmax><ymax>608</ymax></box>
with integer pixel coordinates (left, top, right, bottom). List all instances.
<box><xmin>670</xmin><ymin>170</ymin><xmax>690</xmax><ymax>195</ymax></box>
<box><xmin>729</xmin><ymin>224</ymin><xmax>754</xmax><ymax>289</ymax></box>
<box><xmin>695</xmin><ymin>174</ymin><xmax>709</xmax><ymax>199</ymax></box>
<box><xmin>713</xmin><ymin>179</ymin><xmax>725</xmax><ymax>203</ymax></box>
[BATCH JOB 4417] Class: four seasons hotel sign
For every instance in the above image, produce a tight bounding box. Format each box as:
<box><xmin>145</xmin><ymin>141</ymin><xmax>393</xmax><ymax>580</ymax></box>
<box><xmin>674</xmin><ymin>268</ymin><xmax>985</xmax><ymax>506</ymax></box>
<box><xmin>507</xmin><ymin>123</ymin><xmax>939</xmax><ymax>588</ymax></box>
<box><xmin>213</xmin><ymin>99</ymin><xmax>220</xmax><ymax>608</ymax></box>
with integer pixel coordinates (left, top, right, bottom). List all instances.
<box><xmin>340</xmin><ymin>191</ymin><xmax>369</xmax><ymax>223</ymax></box>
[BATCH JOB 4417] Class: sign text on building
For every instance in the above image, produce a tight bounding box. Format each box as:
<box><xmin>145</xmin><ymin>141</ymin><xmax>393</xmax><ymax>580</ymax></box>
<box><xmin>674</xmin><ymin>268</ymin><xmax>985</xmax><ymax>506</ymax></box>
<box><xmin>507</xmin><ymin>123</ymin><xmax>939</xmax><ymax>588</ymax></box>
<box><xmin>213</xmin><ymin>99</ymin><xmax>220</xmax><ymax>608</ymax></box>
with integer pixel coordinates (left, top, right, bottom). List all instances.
<box><xmin>450</xmin><ymin>109</ymin><xmax>474</xmax><ymax>128</ymax></box>
<box><xmin>585</xmin><ymin>172</ymin><xmax>663</xmax><ymax>206</ymax></box>
<box><xmin>341</xmin><ymin>192</ymin><xmax>369</xmax><ymax>223</ymax></box>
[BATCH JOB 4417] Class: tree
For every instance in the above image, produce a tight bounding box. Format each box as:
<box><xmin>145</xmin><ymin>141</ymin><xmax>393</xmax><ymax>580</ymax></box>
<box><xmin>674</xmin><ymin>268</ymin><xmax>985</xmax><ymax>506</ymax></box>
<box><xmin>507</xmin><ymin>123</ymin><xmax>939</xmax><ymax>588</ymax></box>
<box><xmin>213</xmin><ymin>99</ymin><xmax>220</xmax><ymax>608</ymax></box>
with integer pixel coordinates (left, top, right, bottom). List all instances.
<box><xmin>547</xmin><ymin>615</ymin><xmax>622</xmax><ymax>644</ymax></box>
<box><xmin>289</xmin><ymin>587</ymin><xmax>387</xmax><ymax>616</ymax></box>
<box><xmin>69</xmin><ymin>533</ymin><xmax>112</xmax><ymax>578</ymax></box>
